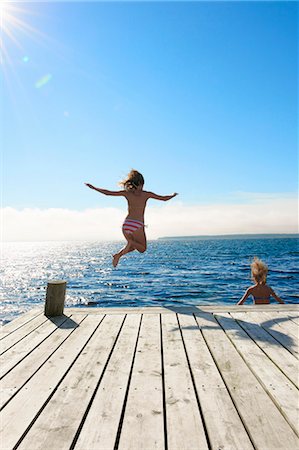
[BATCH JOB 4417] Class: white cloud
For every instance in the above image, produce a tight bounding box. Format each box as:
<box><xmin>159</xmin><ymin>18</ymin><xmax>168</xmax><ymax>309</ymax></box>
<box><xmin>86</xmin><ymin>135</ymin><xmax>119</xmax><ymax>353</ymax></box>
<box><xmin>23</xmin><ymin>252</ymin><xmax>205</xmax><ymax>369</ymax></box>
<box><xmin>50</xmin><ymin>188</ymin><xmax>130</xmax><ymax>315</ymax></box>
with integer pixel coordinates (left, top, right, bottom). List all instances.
<box><xmin>1</xmin><ymin>195</ymin><xmax>298</xmax><ymax>242</ymax></box>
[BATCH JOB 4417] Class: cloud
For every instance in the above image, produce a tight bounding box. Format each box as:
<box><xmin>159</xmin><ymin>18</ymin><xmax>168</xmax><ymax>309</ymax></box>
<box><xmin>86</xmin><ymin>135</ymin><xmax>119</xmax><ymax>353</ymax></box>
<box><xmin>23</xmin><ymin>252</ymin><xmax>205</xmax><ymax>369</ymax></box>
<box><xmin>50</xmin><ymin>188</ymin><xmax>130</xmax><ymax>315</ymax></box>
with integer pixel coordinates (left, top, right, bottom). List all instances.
<box><xmin>1</xmin><ymin>195</ymin><xmax>298</xmax><ymax>242</ymax></box>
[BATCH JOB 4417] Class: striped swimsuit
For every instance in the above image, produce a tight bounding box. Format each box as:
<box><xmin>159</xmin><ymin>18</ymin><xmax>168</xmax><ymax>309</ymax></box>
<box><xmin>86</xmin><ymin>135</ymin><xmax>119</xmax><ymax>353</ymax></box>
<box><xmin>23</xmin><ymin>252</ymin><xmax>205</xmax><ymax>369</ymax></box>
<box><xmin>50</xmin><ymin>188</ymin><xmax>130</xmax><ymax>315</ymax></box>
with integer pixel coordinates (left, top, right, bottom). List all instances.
<box><xmin>122</xmin><ymin>219</ymin><xmax>144</xmax><ymax>235</ymax></box>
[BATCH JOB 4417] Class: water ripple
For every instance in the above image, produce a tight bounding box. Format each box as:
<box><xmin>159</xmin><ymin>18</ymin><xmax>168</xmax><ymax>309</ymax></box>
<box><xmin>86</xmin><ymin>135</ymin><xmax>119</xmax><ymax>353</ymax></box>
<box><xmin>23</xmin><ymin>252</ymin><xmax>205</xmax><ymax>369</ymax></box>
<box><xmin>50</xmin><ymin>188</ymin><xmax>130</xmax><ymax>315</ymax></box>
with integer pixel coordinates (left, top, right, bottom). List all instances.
<box><xmin>1</xmin><ymin>237</ymin><xmax>298</xmax><ymax>324</ymax></box>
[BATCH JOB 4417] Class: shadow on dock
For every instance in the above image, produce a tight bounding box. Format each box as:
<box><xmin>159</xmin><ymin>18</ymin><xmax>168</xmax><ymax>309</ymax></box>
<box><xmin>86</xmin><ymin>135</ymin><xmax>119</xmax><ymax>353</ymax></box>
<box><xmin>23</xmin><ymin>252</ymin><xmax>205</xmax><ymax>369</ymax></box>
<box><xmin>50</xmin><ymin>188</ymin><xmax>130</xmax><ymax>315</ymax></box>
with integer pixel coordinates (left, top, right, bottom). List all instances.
<box><xmin>48</xmin><ymin>314</ymin><xmax>79</xmax><ymax>329</ymax></box>
<box><xmin>164</xmin><ymin>304</ymin><xmax>297</xmax><ymax>349</ymax></box>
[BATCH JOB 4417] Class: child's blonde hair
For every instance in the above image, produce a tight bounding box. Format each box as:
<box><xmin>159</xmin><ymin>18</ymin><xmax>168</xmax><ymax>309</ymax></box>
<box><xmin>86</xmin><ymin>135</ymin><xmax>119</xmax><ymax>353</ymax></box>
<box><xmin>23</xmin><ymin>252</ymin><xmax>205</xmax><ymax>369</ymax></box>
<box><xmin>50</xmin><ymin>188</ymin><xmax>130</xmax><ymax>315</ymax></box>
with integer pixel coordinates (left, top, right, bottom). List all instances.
<box><xmin>119</xmin><ymin>169</ymin><xmax>144</xmax><ymax>191</ymax></box>
<box><xmin>251</xmin><ymin>257</ymin><xmax>268</xmax><ymax>284</ymax></box>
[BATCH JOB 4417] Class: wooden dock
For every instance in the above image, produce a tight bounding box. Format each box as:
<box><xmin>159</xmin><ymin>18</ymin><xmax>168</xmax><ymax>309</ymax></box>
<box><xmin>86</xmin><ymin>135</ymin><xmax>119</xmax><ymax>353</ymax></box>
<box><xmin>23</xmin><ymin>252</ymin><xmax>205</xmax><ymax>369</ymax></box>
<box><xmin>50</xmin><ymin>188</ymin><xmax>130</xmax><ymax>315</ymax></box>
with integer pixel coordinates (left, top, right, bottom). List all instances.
<box><xmin>0</xmin><ymin>304</ymin><xmax>298</xmax><ymax>450</ymax></box>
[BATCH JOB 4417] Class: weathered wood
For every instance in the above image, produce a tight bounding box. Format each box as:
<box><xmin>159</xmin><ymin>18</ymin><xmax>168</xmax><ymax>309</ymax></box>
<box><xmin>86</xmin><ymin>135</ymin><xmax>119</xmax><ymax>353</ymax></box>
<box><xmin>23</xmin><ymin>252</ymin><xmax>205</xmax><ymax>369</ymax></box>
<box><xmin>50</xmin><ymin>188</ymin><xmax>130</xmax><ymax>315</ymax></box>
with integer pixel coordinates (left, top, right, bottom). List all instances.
<box><xmin>216</xmin><ymin>313</ymin><xmax>299</xmax><ymax>436</ymax></box>
<box><xmin>0</xmin><ymin>314</ymin><xmax>68</xmax><ymax>379</ymax></box>
<box><xmin>286</xmin><ymin>313</ymin><xmax>299</xmax><ymax>325</ymax></box>
<box><xmin>64</xmin><ymin>304</ymin><xmax>299</xmax><ymax>315</ymax></box>
<box><xmin>0</xmin><ymin>315</ymin><xmax>102</xmax><ymax>449</ymax></box>
<box><xmin>195</xmin><ymin>311</ymin><xmax>299</xmax><ymax>450</ymax></box>
<box><xmin>118</xmin><ymin>314</ymin><xmax>164</xmax><ymax>450</ymax></box>
<box><xmin>44</xmin><ymin>280</ymin><xmax>66</xmax><ymax>317</ymax></box>
<box><xmin>230</xmin><ymin>311</ymin><xmax>299</xmax><ymax>388</ymax></box>
<box><xmin>178</xmin><ymin>313</ymin><xmax>254</xmax><ymax>450</ymax></box>
<box><xmin>246</xmin><ymin>311</ymin><xmax>299</xmax><ymax>358</ymax></box>
<box><xmin>162</xmin><ymin>313</ymin><xmax>209</xmax><ymax>450</ymax></box>
<box><xmin>0</xmin><ymin>314</ymin><xmax>49</xmax><ymax>355</ymax></box>
<box><xmin>1</xmin><ymin>306</ymin><xmax>298</xmax><ymax>450</ymax></box>
<box><xmin>74</xmin><ymin>314</ymin><xmax>141</xmax><ymax>450</ymax></box>
<box><xmin>17</xmin><ymin>314</ymin><xmax>125</xmax><ymax>450</ymax></box>
<box><xmin>0</xmin><ymin>314</ymin><xmax>85</xmax><ymax>409</ymax></box>
<box><xmin>0</xmin><ymin>309</ymin><xmax>42</xmax><ymax>340</ymax></box>
<box><xmin>262</xmin><ymin>311</ymin><xmax>299</xmax><ymax>340</ymax></box>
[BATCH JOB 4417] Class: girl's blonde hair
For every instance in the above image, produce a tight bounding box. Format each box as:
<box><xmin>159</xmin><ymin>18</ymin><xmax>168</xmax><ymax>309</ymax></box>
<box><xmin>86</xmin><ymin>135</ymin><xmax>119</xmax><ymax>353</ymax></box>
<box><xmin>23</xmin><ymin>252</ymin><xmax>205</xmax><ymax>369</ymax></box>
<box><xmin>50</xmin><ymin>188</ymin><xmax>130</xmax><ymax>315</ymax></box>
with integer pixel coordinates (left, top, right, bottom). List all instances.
<box><xmin>119</xmin><ymin>169</ymin><xmax>144</xmax><ymax>191</ymax></box>
<box><xmin>251</xmin><ymin>257</ymin><xmax>268</xmax><ymax>284</ymax></box>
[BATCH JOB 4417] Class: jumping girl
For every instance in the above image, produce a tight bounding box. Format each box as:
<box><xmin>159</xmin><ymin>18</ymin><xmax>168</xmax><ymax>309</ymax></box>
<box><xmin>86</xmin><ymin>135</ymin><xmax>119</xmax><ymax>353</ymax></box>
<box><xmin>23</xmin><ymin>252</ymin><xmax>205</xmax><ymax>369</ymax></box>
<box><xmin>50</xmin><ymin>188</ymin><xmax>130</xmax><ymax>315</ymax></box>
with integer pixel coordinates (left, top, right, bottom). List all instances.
<box><xmin>85</xmin><ymin>169</ymin><xmax>178</xmax><ymax>267</ymax></box>
<box><xmin>237</xmin><ymin>257</ymin><xmax>284</xmax><ymax>305</ymax></box>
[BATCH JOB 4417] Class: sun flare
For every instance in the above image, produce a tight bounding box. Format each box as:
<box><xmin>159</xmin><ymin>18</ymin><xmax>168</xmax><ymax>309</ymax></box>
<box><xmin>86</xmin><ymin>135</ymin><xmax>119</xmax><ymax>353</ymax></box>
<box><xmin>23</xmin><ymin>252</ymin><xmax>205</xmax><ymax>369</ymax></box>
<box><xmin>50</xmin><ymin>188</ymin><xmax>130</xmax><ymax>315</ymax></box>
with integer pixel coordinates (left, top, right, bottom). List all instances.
<box><xmin>0</xmin><ymin>0</ymin><xmax>56</xmax><ymax>105</ymax></box>
<box><xmin>1</xmin><ymin>2</ymin><xmax>30</xmax><ymax>61</ymax></box>
<box><xmin>0</xmin><ymin>1</ymin><xmax>48</xmax><ymax>67</ymax></box>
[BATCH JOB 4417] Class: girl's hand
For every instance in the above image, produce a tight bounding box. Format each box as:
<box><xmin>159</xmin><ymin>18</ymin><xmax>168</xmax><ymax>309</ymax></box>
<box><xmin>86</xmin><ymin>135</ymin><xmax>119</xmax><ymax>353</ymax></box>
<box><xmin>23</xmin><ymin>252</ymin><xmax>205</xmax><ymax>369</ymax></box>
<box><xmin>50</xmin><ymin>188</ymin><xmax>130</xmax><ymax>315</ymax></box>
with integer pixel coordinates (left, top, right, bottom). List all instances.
<box><xmin>172</xmin><ymin>193</ymin><xmax>178</xmax><ymax>197</ymax></box>
<box><xmin>85</xmin><ymin>183</ymin><xmax>95</xmax><ymax>190</ymax></box>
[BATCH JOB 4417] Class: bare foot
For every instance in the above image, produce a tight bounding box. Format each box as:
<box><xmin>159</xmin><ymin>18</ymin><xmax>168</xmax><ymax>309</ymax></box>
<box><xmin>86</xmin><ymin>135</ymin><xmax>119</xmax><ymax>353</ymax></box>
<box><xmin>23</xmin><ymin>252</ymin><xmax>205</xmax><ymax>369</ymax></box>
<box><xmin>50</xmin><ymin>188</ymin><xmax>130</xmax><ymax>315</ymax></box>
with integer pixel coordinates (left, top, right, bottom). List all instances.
<box><xmin>112</xmin><ymin>253</ymin><xmax>121</xmax><ymax>268</ymax></box>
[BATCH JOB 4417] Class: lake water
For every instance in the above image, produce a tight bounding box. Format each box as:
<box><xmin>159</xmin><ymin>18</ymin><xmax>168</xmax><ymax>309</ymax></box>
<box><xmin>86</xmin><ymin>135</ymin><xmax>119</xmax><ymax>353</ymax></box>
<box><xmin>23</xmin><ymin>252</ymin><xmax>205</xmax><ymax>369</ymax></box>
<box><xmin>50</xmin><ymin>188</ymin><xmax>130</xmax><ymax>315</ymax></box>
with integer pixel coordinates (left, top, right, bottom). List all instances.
<box><xmin>1</xmin><ymin>236</ymin><xmax>298</xmax><ymax>325</ymax></box>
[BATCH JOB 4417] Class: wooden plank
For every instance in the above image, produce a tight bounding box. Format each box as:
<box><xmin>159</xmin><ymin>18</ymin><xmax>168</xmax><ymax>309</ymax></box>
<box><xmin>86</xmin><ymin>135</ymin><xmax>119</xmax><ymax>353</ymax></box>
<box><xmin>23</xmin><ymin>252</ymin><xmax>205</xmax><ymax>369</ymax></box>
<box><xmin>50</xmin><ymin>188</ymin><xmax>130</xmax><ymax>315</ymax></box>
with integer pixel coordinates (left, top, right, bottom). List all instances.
<box><xmin>0</xmin><ymin>315</ymin><xmax>69</xmax><ymax>379</ymax></box>
<box><xmin>207</xmin><ymin>304</ymin><xmax>299</xmax><ymax>312</ymax></box>
<box><xmin>118</xmin><ymin>314</ymin><xmax>164</xmax><ymax>450</ymax></box>
<box><xmin>194</xmin><ymin>311</ymin><xmax>299</xmax><ymax>450</ymax></box>
<box><xmin>276</xmin><ymin>312</ymin><xmax>299</xmax><ymax>341</ymax></box>
<box><xmin>273</xmin><ymin>310</ymin><xmax>299</xmax><ymax>326</ymax></box>
<box><xmin>64</xmin><ymin>304</ymin><xmax>299</xmax><ymax>315</ymax></box>
<box><xmin>201</xmin><ymin>304</ymin><xmax>299</xmax><ymax>312</ymax></box>
<box><xmin>261</xmin><ymin>311</ymin><xmax>299</xmax><ymax>340</ymax></box>
<box><xmin>0</xmin><ymin>314</ymin><xmax>86</xmax><ymax>409</ymax></box>
<box><xmin>0</xmin><ymin>315</ymin><xmax>103</xmax><ymax>449</ymax></box>
<box><xmin>0</xmin><ymin>309</ymin><xmax>42</xmax><ymax>339</ymax></box>
<box><xmin>74</xmin><ymin>314</ymin><xmax>141</xmax><ymax>450</ymax></box>
<box><xmin>17</xmin><ymin>314</ymin><xmax>125</xmax><ymax>450</ymax></box>
<box><xmin>0</xmin><ymin>314</ymin><xmax>49</xmax><ymax>354</ymax></box>
<box><xmin>245</xmin><ymin>311</ymin><xmax>299</xmax><ymax>358</ymax></box>
<box><xmin>161</xmin><ymin>313</ymin><xmax>209</xmax><ymax>450</ymax></box>
<box><xmin>216</xmin><ymin>313</ymin><xmax>299</xmax><ymax>436</ymax></box>
<box><xmin>230</xmin><ymin>312</ymin><xmax>299</xmax><ymax>388</ymax></box>
<box><xmin>286</xmin><ymin>314</ymin><xmax>299</xmax><ymax>326</ymax></box>
<box><xmin>178</xmin><ymin>313</ymin><xmax>254</xmax><ymax>450</ymax></box>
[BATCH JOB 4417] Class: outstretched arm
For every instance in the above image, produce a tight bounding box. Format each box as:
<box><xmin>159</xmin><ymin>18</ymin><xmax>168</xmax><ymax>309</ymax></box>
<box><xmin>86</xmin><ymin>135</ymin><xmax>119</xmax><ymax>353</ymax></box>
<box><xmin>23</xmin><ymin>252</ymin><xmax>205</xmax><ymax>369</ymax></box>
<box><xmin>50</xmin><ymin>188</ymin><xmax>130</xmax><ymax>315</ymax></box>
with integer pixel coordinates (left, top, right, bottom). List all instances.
<box><xmin>85</xmin><ymin>183</ymin><xmax>126</xmax><ymax>196</ymax></box>
<box><xmin>147</xmin><ymin>192</ymin><xmax>178</xmax><ymax>201</ymax></box>
<box><xmin>270</xmin><ymin>288</ymin><xmax>284</xmax><ymax>304</ymax></box>
<box><xmin>237</xmin><ymin>287</ymin><xmax>251</xmax><ymax>305</ymax></box>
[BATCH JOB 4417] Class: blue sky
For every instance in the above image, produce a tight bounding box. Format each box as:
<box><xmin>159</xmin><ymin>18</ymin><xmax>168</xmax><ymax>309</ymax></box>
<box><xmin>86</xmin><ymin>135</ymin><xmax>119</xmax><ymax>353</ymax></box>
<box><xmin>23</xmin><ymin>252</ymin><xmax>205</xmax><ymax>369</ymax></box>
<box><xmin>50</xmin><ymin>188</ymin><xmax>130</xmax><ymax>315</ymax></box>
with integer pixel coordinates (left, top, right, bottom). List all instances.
<box><xmin>1</xmin><ymin>1</ymin><xmax>298</xmax><ymax>240</ymax></box>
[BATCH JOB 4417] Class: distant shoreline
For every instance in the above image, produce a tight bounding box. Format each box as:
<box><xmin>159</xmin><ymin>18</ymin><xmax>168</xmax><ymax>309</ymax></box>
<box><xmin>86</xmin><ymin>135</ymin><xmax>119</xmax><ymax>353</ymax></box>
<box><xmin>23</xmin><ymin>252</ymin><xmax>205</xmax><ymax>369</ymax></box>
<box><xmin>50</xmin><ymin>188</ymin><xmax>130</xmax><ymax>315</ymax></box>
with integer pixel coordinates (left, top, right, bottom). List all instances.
<box><xmin>158</xmin><ymin>233</ymin><xmax>299</xmax><ymax>241</ymax></box>
<box><xmin>2</xmin><ymin>234</ymin><xmax>298</xmax><ymax>244</ymax></box>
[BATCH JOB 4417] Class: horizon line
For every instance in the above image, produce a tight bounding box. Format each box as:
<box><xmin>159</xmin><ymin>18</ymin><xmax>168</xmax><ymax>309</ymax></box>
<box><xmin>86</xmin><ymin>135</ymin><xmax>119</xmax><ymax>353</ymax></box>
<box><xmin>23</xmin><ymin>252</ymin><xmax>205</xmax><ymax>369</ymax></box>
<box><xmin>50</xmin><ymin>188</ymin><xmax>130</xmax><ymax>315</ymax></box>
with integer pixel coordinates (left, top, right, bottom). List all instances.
<box><xmin>158</xmin><ymin>233</ymin><xmax>299</xmax><ymax>240</ymax></box>
<box><xmin>2</xmin><ymin>232</ymin><xmax>299</xmax><ymax>244</ymax></box>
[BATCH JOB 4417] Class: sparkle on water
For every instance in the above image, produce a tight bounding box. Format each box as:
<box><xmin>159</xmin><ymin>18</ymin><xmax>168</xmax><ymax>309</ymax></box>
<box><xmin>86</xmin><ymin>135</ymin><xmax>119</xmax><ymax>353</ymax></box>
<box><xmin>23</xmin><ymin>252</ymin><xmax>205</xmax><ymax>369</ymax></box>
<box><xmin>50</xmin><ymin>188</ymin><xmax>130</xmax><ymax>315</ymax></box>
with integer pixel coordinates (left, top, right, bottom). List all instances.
<box><xmin>1</xmin><ymin>237</ymin><xmax>298</xmax><ymax>326</ymax></box>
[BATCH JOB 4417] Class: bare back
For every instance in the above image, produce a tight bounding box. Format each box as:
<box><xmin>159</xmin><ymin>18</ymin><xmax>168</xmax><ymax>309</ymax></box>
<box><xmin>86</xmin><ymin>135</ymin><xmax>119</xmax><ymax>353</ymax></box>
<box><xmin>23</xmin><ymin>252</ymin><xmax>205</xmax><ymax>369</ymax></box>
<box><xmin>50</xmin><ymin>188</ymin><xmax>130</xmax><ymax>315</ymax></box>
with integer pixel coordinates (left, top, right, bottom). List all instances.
<box><xmin>249</xmin><ymin>284</ymin><xmax>273</xmax><ymax>304</ymax></box>
<box><xmin>238</xmin><ymin>281</ymin><xmax>283</xmax><ymax>305</ymax></box>
<box><xmin>124</xmin><ymin>190</ymin><xmax>151</xmax><ymax>222</ymax></box>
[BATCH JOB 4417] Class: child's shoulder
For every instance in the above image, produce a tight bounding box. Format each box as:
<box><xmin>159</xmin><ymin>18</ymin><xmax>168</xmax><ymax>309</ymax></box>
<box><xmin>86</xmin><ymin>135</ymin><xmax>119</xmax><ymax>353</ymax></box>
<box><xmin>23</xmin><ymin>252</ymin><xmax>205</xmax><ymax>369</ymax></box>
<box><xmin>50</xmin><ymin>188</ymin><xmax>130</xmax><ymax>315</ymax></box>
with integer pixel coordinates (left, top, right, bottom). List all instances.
<box><xmin>141</xmin><ymin>190</ymin><xmax>154</xmax><ymax>198</ymax></box>
<box><xmin>247</xmin><ymin>284</ymin><xmax>256</xmax><ymax>292</ymax></box>
<box><xmin>264</xmin><ymin>283</ymin><xmax>274</xmax><ymax>292</ymax></box>
<box><xmin>243</xmin><ymin>285</ymin><xmax>256</xmax><ymax>296</ymax></box>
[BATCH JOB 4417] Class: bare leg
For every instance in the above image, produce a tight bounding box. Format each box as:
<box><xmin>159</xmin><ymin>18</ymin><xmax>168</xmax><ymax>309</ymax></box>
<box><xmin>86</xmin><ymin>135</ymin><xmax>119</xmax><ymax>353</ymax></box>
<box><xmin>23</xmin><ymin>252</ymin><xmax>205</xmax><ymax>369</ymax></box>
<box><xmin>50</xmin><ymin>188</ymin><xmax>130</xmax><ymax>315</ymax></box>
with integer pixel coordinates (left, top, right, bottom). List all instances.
<box><xmin>129</xmin><ymin>237</ymin><xmax>146</xmax><ymax>253</ymax></box>
<box><xmin>112</xmin><ymin>237</ymin><xmax>135</xmax><ymax>267</ymax></box>
<box><xmin>112</xmin><ymin>243</ymin><xmax>134</xmax><ymax>267</ymax></box>
<box><xmin>130</xmin><ymin>228</ymin><xmax>147</xmax><ymax>253</ymax></box>
<box><xmin>112</xmin><ymin>228</ymin><xmax>147</xmax><ymax>267</ymax></box>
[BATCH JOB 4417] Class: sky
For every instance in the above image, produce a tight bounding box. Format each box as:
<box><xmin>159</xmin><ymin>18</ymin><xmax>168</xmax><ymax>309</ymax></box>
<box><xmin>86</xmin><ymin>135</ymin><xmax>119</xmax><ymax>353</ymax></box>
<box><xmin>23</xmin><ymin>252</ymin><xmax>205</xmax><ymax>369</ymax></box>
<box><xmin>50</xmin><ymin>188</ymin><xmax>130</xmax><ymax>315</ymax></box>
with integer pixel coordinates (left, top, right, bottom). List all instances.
<box><xmin>1</xmin><ymin>1</ymin><xmax>298</xmax><ymax>241</ymax></box>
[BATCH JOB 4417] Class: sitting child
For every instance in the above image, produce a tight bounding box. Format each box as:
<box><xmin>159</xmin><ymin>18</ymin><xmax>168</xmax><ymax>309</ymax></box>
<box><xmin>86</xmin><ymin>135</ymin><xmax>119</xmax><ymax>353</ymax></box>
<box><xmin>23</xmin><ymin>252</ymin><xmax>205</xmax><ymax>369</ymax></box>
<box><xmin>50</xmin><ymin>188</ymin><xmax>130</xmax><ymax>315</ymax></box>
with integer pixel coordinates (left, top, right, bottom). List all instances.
<box><xmin>237</xmin><ymin>257</ymin><xmax>284</xmax><ymax>305</ymax></box>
